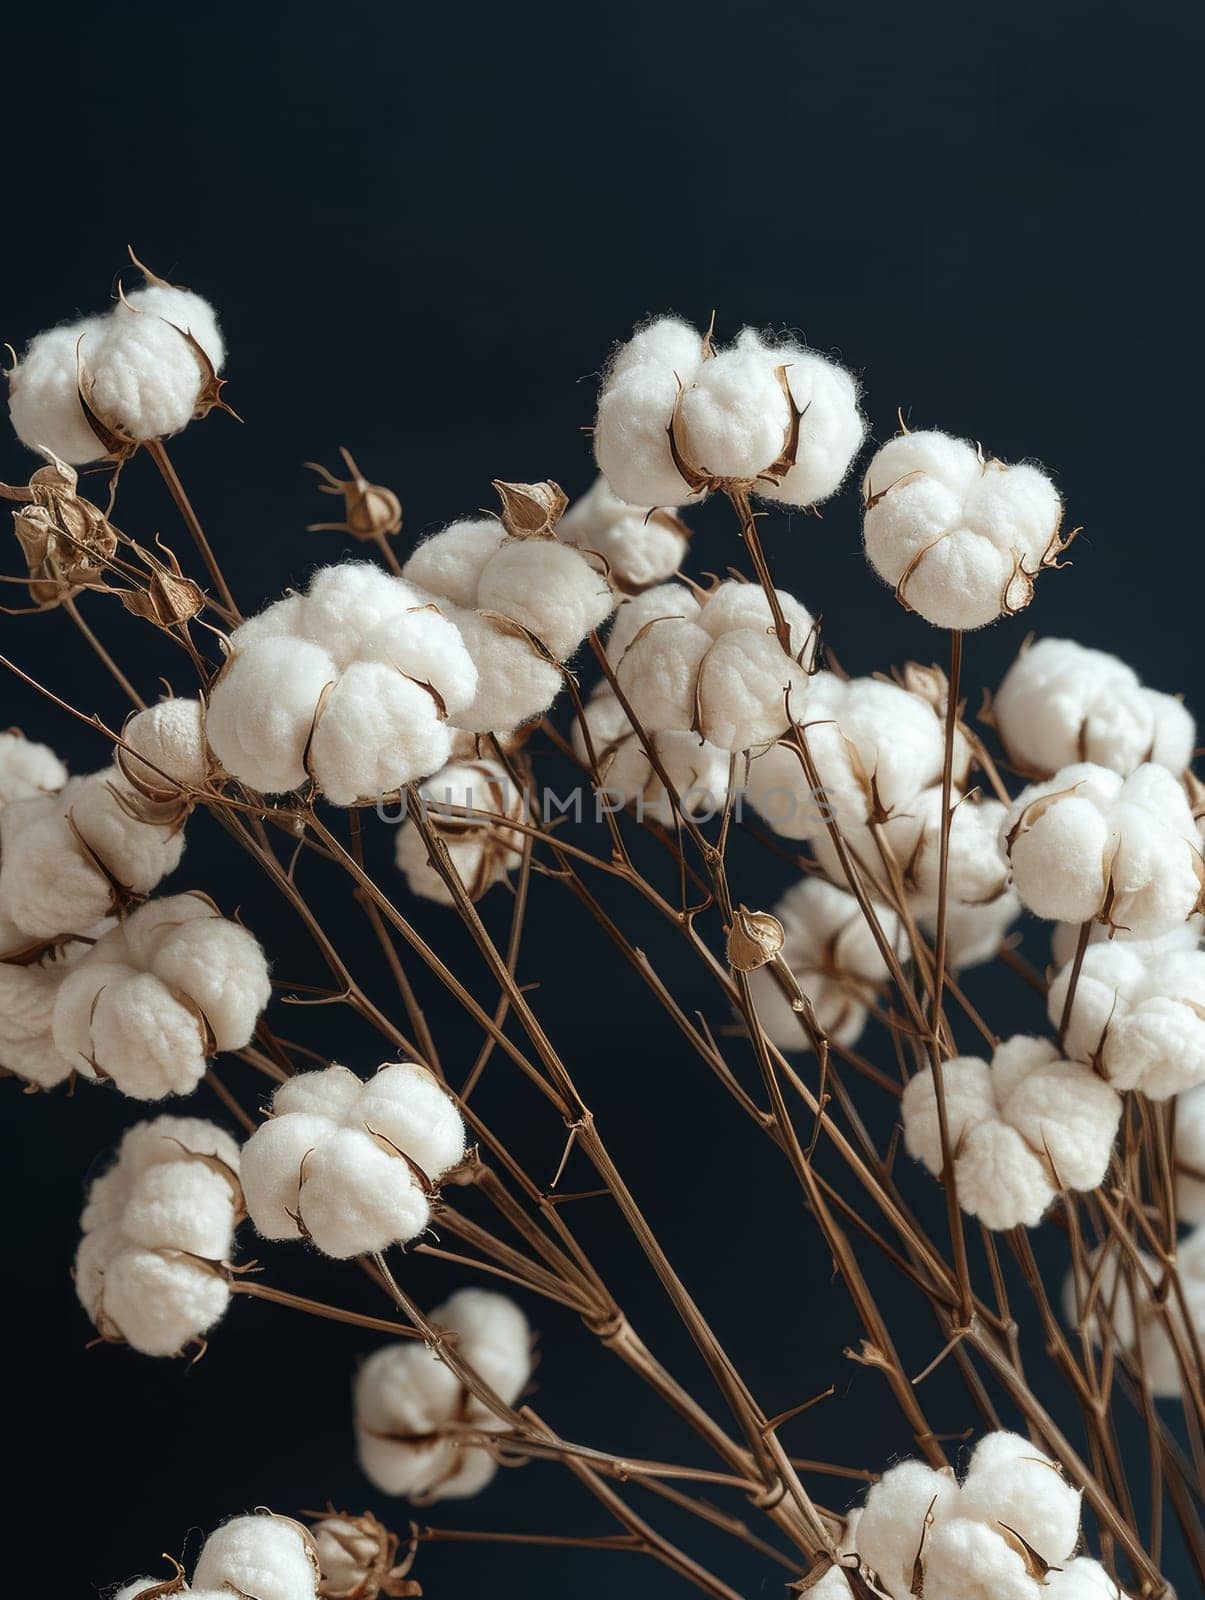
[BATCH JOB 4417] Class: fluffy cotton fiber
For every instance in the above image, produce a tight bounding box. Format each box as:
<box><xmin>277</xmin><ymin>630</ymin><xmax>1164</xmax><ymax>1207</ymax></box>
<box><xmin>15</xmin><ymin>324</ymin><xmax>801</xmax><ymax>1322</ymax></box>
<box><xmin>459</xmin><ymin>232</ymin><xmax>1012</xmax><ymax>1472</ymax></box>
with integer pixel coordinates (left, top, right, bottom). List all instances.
<box><xmin>594</xmin><ymin>318</ymin><xmax>864</xmax><ymax>509</ymax></box>
<box><xmin>0</xmin><ymin>916</ymin><xmax>104</xmax><ymax>1088</ymax></box>
<box><xmin>746</xmin><ymin>877</ymin><xmax>899</xmax><ymax>1051</ymax></box>
<box><xmin>572</xmin><ymin>684</ymin><xmax>731</xmax><ymax>825</ymax></box>
<box><xmin>396</xmin><ymin>758</ymin><xmax>526</xmax><ymax>904</ymax></box>
<box><xmin>902</xmin><ymin>1035</ymin><xmax>1121</xmax><ymax>1229</ymax></box>
<box><xmin>1004</xmin><ymin>762</ymin><xmax>1203</xmax><ymax>938</ymax></box>
<box><xmin>994</xmin><ymin>637</ymin><xmax>1194</xmax><ymax>779</ymax></box>
<box><xmin>75</xmin><ymin>1114</ymin><xmax>242</xmax><ymax>1356</ymax></box>
<box><xmin>193</xmin><ymin>1513</ymin><xmax>319</xmax><ymax>1600</ymax></box>
<box><xmin>862</xmin><ymin>430</ymin><xmax>1064</xmax><ymax>630</ymax></box>
<box><xmin>558</xmin><ymin>475</ymin><xmax>689</xmax><ymax>593</ymax></box>
<box><xmin>355</xmin><ymin>1288</ymin><xmax>532</xmax><ymax>1502</ymax></box>
<box><xmin>51</xmin><ymin>892</ymin><xmax>271</xmax><ymax>1100</ymax></box>
<box><xmin>241</xmin><ymin>1062</ymin><xmax>466</xmax><ymax>1258</ymax></box>
<box><xmin>0</xmin><ymin>729</ymin><xmax>68</xmax><ymax>808</ymax></box>
<box><xmin>118</xmin><ymin>696</ymin><xmax>209</xmax><ymax>800</ymax></box>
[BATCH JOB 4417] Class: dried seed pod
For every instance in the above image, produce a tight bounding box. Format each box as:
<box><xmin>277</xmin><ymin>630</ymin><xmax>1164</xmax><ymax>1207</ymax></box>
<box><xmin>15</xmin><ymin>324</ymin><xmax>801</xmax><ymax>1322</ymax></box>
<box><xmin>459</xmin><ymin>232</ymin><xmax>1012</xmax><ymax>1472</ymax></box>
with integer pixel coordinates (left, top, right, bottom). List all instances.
<box><xmin>727</xmin><ymin>906</ymin><xmax>785</xmax><ymax>972</ymax></box>
<box><xmin>1</xmin><ymin>453</ymin><xmax>120</xmax><ymax>605</ymax></box>
<box><xmin>492</xmin><ymin>477</ymin><xmax>568</xmax><ymax>539</ymax></box>
<box><xmin>310</xmin><ymin>1511</ymin><xmax>419</xmax><ymax>1599</ymax></box>
<box><xmin>308</xmin><ymin>448</ymin><xmax>403</xmax><ymax>543</ymax></box>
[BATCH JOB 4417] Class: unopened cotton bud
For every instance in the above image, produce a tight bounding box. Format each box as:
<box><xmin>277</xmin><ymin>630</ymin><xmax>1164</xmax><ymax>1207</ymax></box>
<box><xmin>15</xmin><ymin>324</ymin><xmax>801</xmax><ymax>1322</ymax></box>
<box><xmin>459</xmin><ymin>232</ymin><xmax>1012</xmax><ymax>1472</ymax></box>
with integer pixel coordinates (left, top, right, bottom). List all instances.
<box><xmin>0</xmin><ymin>729</ymin><xmax>68</xmax><ymax>807</ymax></box>
<box><xmin>310</xmin><ymin>1511</ymin><xmax>403</xmax><ymax>1599</ymax></box>
<box><xmin>1049</xmin><ymin>940</ymin><xmax>1205</xmax><ymax>1100</ymax></box>
<box><xmin>492</xmin><ymin>477</ymin><xmax>569</xmax><ymax>540</ymax></box>
<box><xmin>902</xmin><ymin>1036</ymin><xmax>1120</xmax><ymax>1229</ymax></box>
<box><xmin>1005</xmin><ymin>762</ymin><xmax>1203</xmax><ymax>938</ymax></box>
<box><xmin>559</xmin><ymin>476</ymin><xmax>689</xmax><ymax>593</ymax></box>
<box><xmin>863</xmin><ymin>430</ymin><xmax>1066</xmax><ymax>630</ymax></box>
<box><xmin>193</xmin><ymin>1513</ymin><xmax>320</xmax><ymax>1600</ymax></box>
<box><xmin>994</xmin><ymin>637</ymin><xmax>1195</xmax><ymax>779</ymax></box>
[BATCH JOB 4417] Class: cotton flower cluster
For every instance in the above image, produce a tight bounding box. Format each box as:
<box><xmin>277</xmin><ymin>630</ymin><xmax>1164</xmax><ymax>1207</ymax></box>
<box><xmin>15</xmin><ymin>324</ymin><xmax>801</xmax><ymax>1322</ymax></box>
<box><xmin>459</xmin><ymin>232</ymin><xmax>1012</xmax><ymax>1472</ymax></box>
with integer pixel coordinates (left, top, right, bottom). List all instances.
<box><xmin>0</xmin><ymin>728</ymin><xmax>67</xmax><ymax>807</ymax></box>
<box><xmin>1049</xmin><ymin>938</ymin><xmax>1205</xmax><ymax>1100</ymax></box>
<box><xmin>75</xmin><ymin>1115</ymin><xmax>242</xmax><ymax>1357</ymax></box>
<box><xmin>572</xmin><ymin>684</ymin><xmax>730</xmax><ymax>824</ymax></box>
<box><xmin>402</xmin><ymin>511</ymin><xmax>614</xmax><ymax>733</ymax></box>
<box><xmin>994</xmin><ymin>638</ymin><xmax>1195</xmax><ymax>779</ymax></box>
<box><xmin>902</xmin><ymin>1035</ymin><xmax>1121</xmax><ymax>1229</ymax></box>
<box><xmin>746</xmin><ymin>877</ymin><xmax>900</xmax><ymax>1052</ymax></box>
<box><xmin>356</xmin><ymin>1288</ymin><xmax>533</xmax><ymax>1502</ymax></box>
<box><xmin>1066</xmin><ymin>1230</ymin><xmax>1205</xmax><ymax>1399</ymax></box>
<box><xmin>0</xmin><ymin>763</ymin><xmax>185</xmax><ymax>941</ymax></box>
<box><xmin>558</xmin><ymin>474</ymin><xmax>690</xmax><ymax>594</ymax></box>
<box><xmin>45</xmin><ymin>892</ymin><xmax>271</xmax><ymax>1098</ymax></box>
<box><xmin>852</xmin><ymin>1431</ymin><xmax>1121</xmax><ymax>1600</ymax></box>
<box><xmin>594</xmin><ymin>317</ymin><xmax>864</xmax><ymax>508</ymax></box>
<box><xmin>395</xmin><ymin>757</ymin><xmax>526</xmax><ymax>904</ymax></box>
<box><xmin>862</xmin><ymin>430</ymin><xmax>1065</xmax><ymax>630</ymax></box>
<box><xmin>612</xmin><ymin>578</ymin><xmax>815</xmax><ymax>752</ymax></box>
<box><xmin>115</xmin><ymin>1512</ymin><xmax>319</xmax><ymax>1600</ymax></box>
<box><xmin>8</xmin><ymin>273</ymin><xmax>225</xmax><ymax>463</ymax></box>
<box><xmin>1004</xmin><ymin>762</ymin><xmax>1203</xmax><ymax>938</ymax></box>
<box><xmin>206</xmin><ymin>563</ymin><xmax>478</xmax><ymax>804</ymax></box>
<box><xmin>241</xmin><ymin>1062</ymin><xmax>466</xmax><ymax>1258</ymax></box>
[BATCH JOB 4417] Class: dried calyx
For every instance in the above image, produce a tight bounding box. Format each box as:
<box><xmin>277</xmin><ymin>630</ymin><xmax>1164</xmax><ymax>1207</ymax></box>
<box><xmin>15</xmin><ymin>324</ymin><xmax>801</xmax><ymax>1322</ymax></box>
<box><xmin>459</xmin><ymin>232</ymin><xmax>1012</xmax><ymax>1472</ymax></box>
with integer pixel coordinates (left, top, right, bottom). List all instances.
<box><xmin>308</xmin><ymin>449</ymin><xmax>403</xmax><ymax>545</ymax></box>
<box><xmin>308</xmin><ymin>1511</ymin><xmax>421</xmax><ymax>1598</ymax></box>
<box><xmin>492</xmin><ymin>477</ymin><xmax>569</xmax><ymax>539</ymax></box>
<box><xmin>0</xmin><ymin>454</ymin><xmax>119</xmax><ymax>607</ymax></box>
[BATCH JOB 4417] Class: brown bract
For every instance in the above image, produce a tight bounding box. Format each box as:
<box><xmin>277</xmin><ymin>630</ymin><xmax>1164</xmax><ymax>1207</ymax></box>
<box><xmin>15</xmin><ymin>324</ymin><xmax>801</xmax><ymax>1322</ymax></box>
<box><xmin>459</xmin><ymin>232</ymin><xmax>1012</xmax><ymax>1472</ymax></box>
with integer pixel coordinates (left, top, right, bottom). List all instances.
<box><xmin>0</xmin><ymin>455</ymin><xmax>119</xmax><ymax>606</ymax></box>
<box><xmin>308</xmin><ymin>1510</ymin><xmax>423</xmax><ymax>1598</ymax></box>
<box><xmin>308</xmin><ymin>448</ymin><xmax>403</xmax><ymax>543</ymax></box>
<box><xmin>727</xmin><ymin>906</ymin><xmax>786</xmax><ymax>972</ymax></box>
<box><xmin>492</xmin><ymin>477</ymin><xmax>568</xmax><ymax>539</ymax></box>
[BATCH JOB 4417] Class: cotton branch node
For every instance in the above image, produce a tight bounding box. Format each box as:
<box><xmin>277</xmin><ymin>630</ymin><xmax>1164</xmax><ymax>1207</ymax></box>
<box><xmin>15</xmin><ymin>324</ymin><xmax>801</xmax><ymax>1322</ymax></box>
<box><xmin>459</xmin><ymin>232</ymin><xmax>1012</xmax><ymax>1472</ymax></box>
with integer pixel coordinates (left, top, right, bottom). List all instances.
<box><xmin>355</xmin><ymin>1288</ymin><xmax>533</xmax><ymax>1503</ymax></box>
<box><xmin>241</xmin><ymin>1063</ymin><xmax>466</xmax><ymax>1258</ymax></box>
<box><xmin>862</xmin><ymin>429</ymin><xmax>1069</xmax><ymax>630</ymax></box>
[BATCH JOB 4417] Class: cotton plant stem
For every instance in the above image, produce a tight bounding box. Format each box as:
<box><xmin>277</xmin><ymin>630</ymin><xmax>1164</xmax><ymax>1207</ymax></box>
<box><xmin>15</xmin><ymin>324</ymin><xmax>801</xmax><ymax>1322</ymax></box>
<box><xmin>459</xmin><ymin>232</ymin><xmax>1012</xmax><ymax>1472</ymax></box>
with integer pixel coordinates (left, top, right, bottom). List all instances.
<box><xmin>143</xmin><ymin>437</ymin><xmax>241</xmax><ymax>620</ymax></box>
<box><xmin>230</xmin><ymin>1279</ymin><xmax>422</xmax><ymax>1338</ymax></box>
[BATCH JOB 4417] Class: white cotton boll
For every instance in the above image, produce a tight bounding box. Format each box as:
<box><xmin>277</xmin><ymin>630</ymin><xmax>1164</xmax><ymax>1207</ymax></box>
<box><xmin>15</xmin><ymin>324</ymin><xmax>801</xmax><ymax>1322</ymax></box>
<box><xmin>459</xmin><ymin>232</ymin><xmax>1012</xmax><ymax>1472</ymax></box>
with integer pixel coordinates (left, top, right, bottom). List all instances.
<box><xmin>922</xmin><ymin>1517</ymin><xmax>1041</xmax><ymax>1600</ymax></box>
<box><xmin>993</xmin><ymin>638</ymin><xmax>1195</xmax><ymax>779</ymax></box>
<box><xmin>7</xmin><ymin>318</ymin><xmax>109</xmax><ymax>462</ymax></box>
<box><xmin>915</xmin><ymin>888</ymin><xmax>1022</xmax><ymax>971</ymax></box>
<box><xmin>445</xmin><ymin>605</ymin><xmax>563</xmax><ymax>734</ymax></box>
<box><xmin>402</xmin><ymin>518</ymin><xmax>507</xmax><ymax>607</ymax></box>
<box><xmin>0</xmin><ymin>930</ymin><xmax>85</xmax><ymax>1088</ymax></box>
<box><xmin>272</xmin><ymin>1064</ymin><xmax>364</xmax><ymax>1121</ymax></box>
<box><xmin>121</xmin><ymin>895</ymin><xmax>270</xmax><ymax>1051</ymax></box>
<box><xmin>86</xmin><ymin>311</ymin><xmax>214</xmax><ymax>444</ymax></box>
<box><xmin>615</xmin><ymin>616</ymin><xmax>711</xmax><ymax>735</ymax></box>
<box><xmin>207</xmin><ymin>636</ymin><xmax>338</xmax><ymax>794</ymax></box>
<box><xmin>367</xmin><ymin>602</ymin><xmax>478</xmax><ymax>716</ymax></box>
<box><xmin>901</xmin><ymin>1056</ymin><xmax>997</xmax><ymax>1175</ymax></box>
<box><xmin>122</xmin><ymin>283</ymin><xmax>225</xmax><ymax>371</ymax></box>
<box><xmin>888</xmin><ymin>788</ymin><xmax>1011</xmax><ymax>906</ymax></box>
<box><xmin>1175</xmin><ymin>1084</ymin><xmax>1205</xmax><ymax>1224</ymax></box>
<box><xmin>85</xmin><ymin>970</ymin><xmax>212</xmax><ymax>1099</ymax></box>
<box><xmin>354</xmin><ymin>1062</ymin><xmax>466</xmax><ymax>1182</ymax></box>
<box><xmin>116</xmin><ymin>1112</ymin><xmax>242</xmax><ymax>1182</ymax></box>
<box><xmin>119</xmin><ymin>697</ymin><xmax>208</xmax><ymax>797</ymax></box>
<box><xmin>695</xmin><ymin>629</ymin><xmax>809</xmax><ymax>750</ymax></box>
<box><xmin>959</xmin><ymin>1430</ymin><xmax>1080</xmax><ymax>1564</ymax></box>
<box><xmin>122</xmin><ymin>1161</ymin><xmax>238</xmax><ymax>1260</ymax></box>
<box><xmin>605</xmin><ymin>581</ymin><xmax>702</xmax><ymax>668</ymax></box>
<box><xmin>677</xmin><ymin>342</ymin><xmax>791</xmax><ymax>481</ymax></box>
<box><xmin>697</xmin><ymin>579</ymin><xmax>816</xmax><ymax>663</ymax></box>
<box><xmin>0</xmin><ymin>788</ymin><xmax>112</xmax><ymax>938</ymax></box>
<box><xmin>573</xmin><ymin>688</ymin><xmax>731</xmax><ymax>823</ymax></box>
<box><xmin>101</xmin><ymin>1247</ymin><xmax>232</xmax><ymax>1357</ymax></box>
<box><xmin>356</xmin><ymin>1342</ymin><xmax>473</xmax><ymax>1499</ymax></box>
<box><xmin>0</xmin><ymin>729</ymin><xmax>68</xmax><ymax>807</ymax></box>
<box><xmin>310</xmin><ymin>660</ymin><xmax>452</xmax><ymax>805</ymax></box>
<box><xmin>240</xmin><ymin>1112</ymin><xmax>336</xmax><ymax>1240</ymax></box>
<box><xmin>298</xmin><ymin>563</ymin><xmax>421</xmax><ymax>667</ymax></box>
<box><xmin>294</xmin><ymin>1123</ymin><xmax>430</xmax><ymax>1258</ymax></box>
<box><xmin>595</xmin><ymin>318</ymin><xmax>707</xmax><ymax>507</ymax></box>
<box><xmin>1049</xmin><ymin>913</ymin><xmax>1202</xmax><ymax>970</ymax></box>
<box><xmin>1045</xmin><ymin>1559</ymin><xmax>1127</xmax><ymax>1600</ymax></box>
<box><xmin>69</xmin><ymin>766</ymin><xmax>186</xmax><ymax>895</ymax></box>
<box><xmin>435</xmin><ymin>1287</ymin><xmax>532</xmax><ymax>1404</ymax></box>
<box><xmin>193</xmin><ymin>1514</ymin><xmax>319</xmax><ymax>1600</ymax></box>
<box><xmin>991</xmin><ymin>1038</ymin><xmax>1120</xmax><ymax>1191</ymax></box>
<box><xmin>751</xmin><ymin>336</ymin><xmax>866</xmax><ymax>509</ymax></box>
<box><xmin>857</xmin><ymin>1459</ymin><xmax>960</xmax><ymax>1600</ymax></box>
<box><xmin>475</xmin><ymin>539</ymin><xmax>614</xmax><ymax>661</ymax></box>
<box><xmin>310</xmin><ymin>1517</ymin><xmax>381</xmax><ymax>1596</ymax></box>
<box><xmin>397</xmin><ymin>758</ymin><xmax>525</xmax><ymax>904</ymax></box>
<box><xmin>558</xmin><ymin>476</ymin><xmax>688</xmax><ymax>593</ymax></box>
<box><xmin>862</xmin><ymin>431</ymin><xmax>1063</xmax><ymax>630</ymax></box>
<box><xmin>226</xmin><ymin>591</ymin><xmax>305</xmax><ymax>650</ymax></box>
<box><xmin>606</xmin><ymin>315</ymin><xmax>706</xmax><ymax>387</ymax></box>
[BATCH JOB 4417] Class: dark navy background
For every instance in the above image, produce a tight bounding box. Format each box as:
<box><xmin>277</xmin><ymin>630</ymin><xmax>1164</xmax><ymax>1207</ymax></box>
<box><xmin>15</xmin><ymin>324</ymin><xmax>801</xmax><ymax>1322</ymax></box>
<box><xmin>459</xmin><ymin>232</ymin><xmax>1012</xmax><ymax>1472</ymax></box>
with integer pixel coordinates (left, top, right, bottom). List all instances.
<box><xmin>1</xmin><ymin>3</ymin><xmax>1200</xmax><ymax>1595</ymax></box>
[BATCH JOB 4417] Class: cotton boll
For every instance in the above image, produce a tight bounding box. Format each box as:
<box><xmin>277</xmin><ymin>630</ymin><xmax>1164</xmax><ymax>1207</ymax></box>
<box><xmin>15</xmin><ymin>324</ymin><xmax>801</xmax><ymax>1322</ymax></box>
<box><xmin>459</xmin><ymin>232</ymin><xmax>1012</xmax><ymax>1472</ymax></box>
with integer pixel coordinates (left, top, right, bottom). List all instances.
<box><xmin>0</xmin><ymin>729</ymin><xmax>68</xmax><ymax>807</ymax></box>
<box><xmin>101</xmin><ymin>1247</ymin><xmax>232</xmax><ymax>1357</ymax></box>
<box><xmin>119</xmin><ymin>697</ymin><xmax>208</xmax><ymax>799</ymax></box>
<box><xmin>476</xmin><ymin>539</ymin><xmax>614</xmax><ymax>661</ymax></box>
<box><xmin>958</xmin><ymin>1430</ymin><xmax>1080</xmax><ymax>1565</ymax></box>
<box><xmin>0</xmin><ymin>933</ymin><xmax>84</xmax><ymax>1088</ymax></box>
<box><xmin>922</xmin><ymin>1517</ymin><xmax>1041</xmax><ymax>1600</ymax></box>
<box><xmin>595</xmin><ymin>319</ymin><xmax>707</xmax><ymax>507</ymax></box>
<box><xmin>614</xmin><ymin>616</ymin><xmax>711</xmax><ymax>735</ymax></box>
<box><xmin>310</xmin><ymin>660</ymin><xmax>452</xmax><ymax>805</ymax></box>
<box><xmin>915</xmin><ymin>888</ymin><xmax>1022</xmax><ymax>971</ymax></box>
<box><xmin>0</xmin><ymin>790</ymin><xmax>113</xmax><ymax>937</ymax></box>
<box><xmin>116</xmin><ymin>1112</ymin><xmax>242</xmax><ymax>1182</ymax></box>
<box><xmin>84</xmin><ymin>312</ymin><xmax>212</xmax><ymax>443</ymax></box>
<box><xmin>367</xmin><ymin>602</ymin><xmax>478</xmax><ymax>716</ymax></box>
<box><xmin>121</xmin><ymin>1161</ymin><xmax>238</xmax><ymax>1260</ymax></box>
<box><xmin>435</xmin><ymin>1287</ymin><xmax>532</xmax><ymax>1405</ymax></box>
<box><xmin>695</xmin><ymin>629</ymin><xmax>808</xmax><ymax>750</ymax></box>
<box><xmin>901</xmin><ymin>1056</ymin><xmax>997</xmax><ymax>1175</ymax></box>
<box><xmin>88</xmin><ymin>969</ymin><xmax>213</xmax><ymax>1099</ymax></box>
<box><xmin>240</xmin><ymin>1112</ymin><xmax>337</xmax><ymax>1240</ymax></box>
<box><xmin>122</xmin><ymin>283</ymin><xmax>226</xmax><ymax>371</ymax></box>
<box><xmin>1049</xmin><ymin>914</ymin><xmax>1202</xmax><ymax>970</ymax></box>
<box><xmin>356</xmin><ymin>1342</ymin><xmax>474</xmax><ymax>1499</ymax></box>
<box><xmin>606</xmin><ymin>315</ymin><xmax>707</xmax><ymax>387</ymax></box>
<box><xmin>697</xmin><ymin>579</ymin><xmax>816</xmax><ymax>663</ymax></box>
<box><xmin>993</xmin><ymin>1038</ymin><xmax>1120</xmax><ymax>1191</ymax></box>
<box><xmin>994</xmin><ymin>638</ymin><xmax>1195</xmax><ymax>779</ymax></box>
<box><xmin>226</xmin><ymin>592</ymin><xmax>305</xmax><ymax>650</ymax></box>
<box><xmin>193</xmin><ymin>1514</ymin><xmax>319</xmax><ymax>1600</ymax></box>
<box><xmin>297</xmin><ymin>1126</ymin><xmax>430</xmax><ymax>1258</ymax></box>
<box><xmin>310</xmin><ymin>1515</ymin><xmax>385</xmax><ymax>1597</ymax></box>
<box><xmin>7</xmin><ymin>319</ymin><xmax>110</xmax><ymax>462</ymax></box>
<box><xmin>354</xmin><ymin>1062</ymin><xmax>466</xmax><ymax>1182</ymax></box>
<box><xmin>558</xmin><ymin>476</ymin><xmax>688</xmax><ymax>593</ymax></box>
<box><xmin>752</xmin><ymin>337</ymin><xmax>866</xmax><ymax>508</ymax></box>
<box><xmin>402</xmin><ymin>518</ymin><xmax>506</xmax><ymax>607</ymax></box>
<box><xmin>857</xmin><ymin>1459</ymin><xmax>960</xmax><ymax>1600</ymax></box>
<box><xmin>1045</xmin><ymin>1559</ymin><xmax>1128</xmax><ymax>1600</ymax></box>
<box><xmin>69</xmin><ymin>767</ymin><xmax>186</xmax><ymax>894</ymax></box>
<box><xmin>677</xmin><ymin>342</ymin><xmax>791</xmax><ymax>481</ymax></box>
<box><xmin>445</xmin><ymin>606</ymin><xmax>563</xmax><ymax>734</ymax></box>
<box><xmin>397</xmin><ymin>758</ymin><xmax>526</xmax><ymax>903</ymax></box>
<box><xmin>1175</xmin><ymin>1084</ymin><xmax>1205</xmax><ymax>1224</ymax></box>
<box><xmin>298</xmin><ymin>563</ymin><xmax>422</xmax><ymax>667</ymax></box>
<box><xmin>272</xmin><ymin>1064</ymin><xmax>365</xmax><ymax>1121</ymax></box>
<box><xmin>573</xmin><ymin>687</ymin><xmax>731</xmax><ymax>823</ymax></box>
<box><xmin>605</xmin><ymin>582</ymin><xmax>703</xmax><ymax>668</ymax></box>
<box><xmin>207</xmin><ymin>636</ymin><xmax>337</xmax><ymax>794</ymax></box>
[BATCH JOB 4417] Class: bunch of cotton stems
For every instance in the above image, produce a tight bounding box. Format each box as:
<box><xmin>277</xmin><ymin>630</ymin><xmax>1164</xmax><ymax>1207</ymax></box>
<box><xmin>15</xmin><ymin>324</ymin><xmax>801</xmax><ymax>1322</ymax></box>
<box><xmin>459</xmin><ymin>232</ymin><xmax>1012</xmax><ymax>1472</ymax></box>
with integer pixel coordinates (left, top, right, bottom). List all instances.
<box><xmin>842</xmin><ymin>1431</ymin><xmax>1127</xmax><ymax>1600</ymax></box>
<box><xmin>206</xmin><ymin>563</ymin><xmax>478</xmax><ymax>804</ymax></box>
<box><xmin>572</xmin><ymin>682</ymin><xmax>730</xmax><ymax>824</ymax></box>
<box><xmin>402</xmin><ymin>482</ymin><xmax>616</xmax><ymax>733</ymax></box>
<box><xmin>902</xmin><ymin>1035</ymin><xmax>1121</xmax><ymax>1229</ymax></box>
<box><xmin>558</xmin><ymin>474</ymin><xmax>691</xmax><ymax>593</ymax></box>
<box><xmin>745</xmin><ymin>877</ymin><xmax>901</xmax><ymax>1051</ymax></box>
<box><xmin>395</xmin><ymin>756</ymin><xmax>527</xmax><ymax>904</ymax></box>
<box><xmin>611</xmin><ymin>577</ymin><xmax>815</xmax><ymax>752</ymax></box>
<box><xmin>8</xmin><ymin>261</ymin><xmax>225</xmax><ymax>463</ymax></box>
<box><xmin>993</xmin><ymin>637</ymin><xmax>1195</xmax><ymax>778</ymax></box>
<box><xmin>861</xmin><ymin>429</ymin><xmax>1068</xmax><ymax>630</ymax></box>
<box><xmin>114</xmin><ymin>1511</ymin><xmax>320</xmax><ymax>1600</ymax></box>
<box><xmin>75</xmin><ymin>1115</ymin><xmax>242</xmax><ymax>1357</ymax></box>
<box><xmin>240</xmin><ymin>1062</ymin><xmax>465</xmax><ymax>1257</ymax></box>
<box><xmin>594</xmin><ymin>316</ymin><xmax>864</xmax><ymax>509</ymax></box>
<box><xmin>46</xmin><ymin>892</ymin><xmax>271</xmax><ymax>1098</ymax></box>
<box><xmin>355</xmin><ymin>1288</ymin><xmax>533</xmax><ymax>1502</ymax></box>
<box><xmin>1004</xmin><ymin>762</ymin><xmax>1203</xmax><ymax>938</ymax></box>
